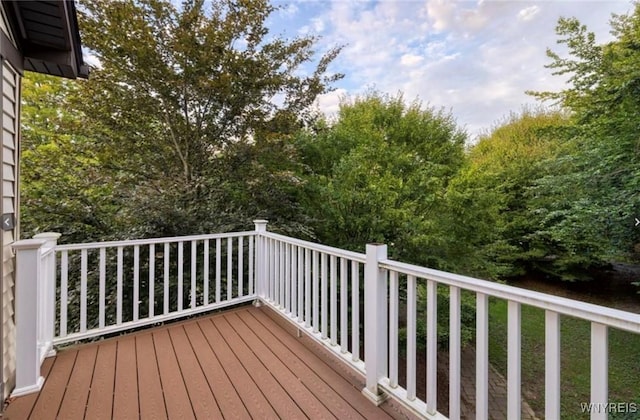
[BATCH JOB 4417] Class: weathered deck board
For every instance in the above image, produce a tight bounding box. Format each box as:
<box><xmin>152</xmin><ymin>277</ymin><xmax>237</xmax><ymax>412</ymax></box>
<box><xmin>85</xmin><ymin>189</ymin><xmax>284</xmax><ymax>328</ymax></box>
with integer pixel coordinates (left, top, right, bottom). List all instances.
<box><xmin>3</xmin><ymin>306</ymin><xmax>399</xmax><ymax>420</ymax></box>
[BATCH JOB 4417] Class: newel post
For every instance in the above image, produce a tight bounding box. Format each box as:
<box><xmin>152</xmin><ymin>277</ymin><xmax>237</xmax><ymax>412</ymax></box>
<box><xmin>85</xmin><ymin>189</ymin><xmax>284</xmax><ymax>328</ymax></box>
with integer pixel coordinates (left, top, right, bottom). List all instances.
<box><xmin>11</xmin><ymin>238</ymin><xmax>48</xmax><ymax>396</ymax></box>
<box><xmin>362</xmin><ymin>243</ymin><xmax>389</xmax><ymax>405</ymax></box>
<box><xmin>253</xmin><ymin>220</ymin><xmax>268</xmax><ymax>305</ymax></box>
<box><xmin>33</xmin><ymin>232</ymin><xmax>61</xmax><ymax>359</ymax></box>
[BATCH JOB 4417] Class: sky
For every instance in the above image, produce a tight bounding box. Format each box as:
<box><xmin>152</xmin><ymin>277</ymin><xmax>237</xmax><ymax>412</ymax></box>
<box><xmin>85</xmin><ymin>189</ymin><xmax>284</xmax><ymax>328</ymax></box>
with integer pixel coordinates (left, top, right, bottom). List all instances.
<box><xmin>266</xmin><ymin>0</ymin><xmax>634</xmax><ymax>140</ymax></box>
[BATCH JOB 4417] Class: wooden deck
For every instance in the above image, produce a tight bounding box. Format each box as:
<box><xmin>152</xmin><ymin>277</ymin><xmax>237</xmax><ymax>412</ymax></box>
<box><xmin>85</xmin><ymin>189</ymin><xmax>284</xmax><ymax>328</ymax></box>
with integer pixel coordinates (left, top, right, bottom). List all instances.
<box><xmin>3</xmin><ymin>305</ymin><xmax>405</xmax><ymax>420</ymax></box>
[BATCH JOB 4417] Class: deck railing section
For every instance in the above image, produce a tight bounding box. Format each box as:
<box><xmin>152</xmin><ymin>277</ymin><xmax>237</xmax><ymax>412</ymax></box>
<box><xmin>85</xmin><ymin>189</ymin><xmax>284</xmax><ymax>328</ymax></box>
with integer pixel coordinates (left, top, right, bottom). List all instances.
<box><xmin>52</xmin><ymin>230</ymin><xmax>257</xmax><ymax>344</ymax></box>
<box><xmin>376</xmin><ymin>257</ymin><xmax>640</xmax><ymax>420</ymax></box>
<box><xmin>12</xmin><ymin>221</ymin><xmax>640</xmax><ymax>420</ymax></box>
<box><xmin>258</xmin><ymin>230</ymin><xmax>367</xmax><ymax>373</ymax></box>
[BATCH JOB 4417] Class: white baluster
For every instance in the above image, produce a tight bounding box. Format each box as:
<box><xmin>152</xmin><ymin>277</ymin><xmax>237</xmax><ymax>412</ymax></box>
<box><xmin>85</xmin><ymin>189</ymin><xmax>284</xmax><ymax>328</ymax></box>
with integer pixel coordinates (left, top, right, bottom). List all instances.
<box><xmin>389</xmin><ymin>271</ymin><xmax>399</xmax><ymax>388</ymax></box>
<box><xmin>449</xmin><ymin>286</ymin><xmax>461</xmax><ymax>420</ymax></box>
<box><xmin>426</xmin><ymin>280</ymin><xmax>437</xmax><ymax>414</ymax></box>
<box><xmin>508</xmin><ymin>300</ymin><xmax>521</xmax><ymax>419</ymax></box>
<box><xmin>330</xmin><ymin>255</ymin><xmax>337</xmax><ymax>345</ymax></box>
<box><xmin>476</xmin><ymin>293</ymin><xmax>489</xmax><ymax>420</ymax></box>
<box><xmin>133</xmin><ymin>245</ymin><xmax>140</xmax><ymax>321</ymax></box>
<box><xmin>80</xmin><ymin>249</ymin><xmax>87</xmax><ymax>332</ymax></box>
<box><xmin>149</xmin><ymin>244</ymin><xmax>155</xmax><ymax>317</ymax></box>
<box><xmin>545</xmin><ymin>310</ymin><xmax>561</xmax><ymax>419</ymax></box>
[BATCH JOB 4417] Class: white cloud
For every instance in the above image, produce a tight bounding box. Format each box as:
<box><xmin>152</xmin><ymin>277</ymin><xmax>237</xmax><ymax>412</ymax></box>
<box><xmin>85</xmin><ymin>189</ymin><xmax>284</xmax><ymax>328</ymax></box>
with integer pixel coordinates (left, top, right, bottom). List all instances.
<box><xmin>83</xmin><ymin>51</ymin><xmax>102</xmax><ymax>69</ymax></box>
<box><xmin>518</xmin><ymin>6</ymin><xmax>541</xmax><ymax>22</ymax></box>
<box><xmin>426</xmin><ymin>0</ymin><xmax>456</xmax><ymax>32</ymax></box>
<box><xmin>270</xmin><ymin>0</ymin><xmax>633</xmax><ymax>139</ymax></box>
<box><xmin>315</xmin><ymin>88</ymin><xmax>347</xmax><ymax>118</ymax></box>
<box><xmin>400</xmin><ymin>53</ymin><xmax>424</xmax><ymax>67</ymax></box>
<box><xmin>311</xmin><ymin>17</ymin><xmax>325</xmax><ymax>33</ymax></box>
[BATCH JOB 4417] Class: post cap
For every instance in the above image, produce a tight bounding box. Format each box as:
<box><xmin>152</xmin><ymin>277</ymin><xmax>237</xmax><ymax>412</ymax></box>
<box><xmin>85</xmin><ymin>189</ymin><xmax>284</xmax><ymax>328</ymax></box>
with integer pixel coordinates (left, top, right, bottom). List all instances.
<box><xmin>33</xmin><ymin>232</ymin><xmax>62</xmax><ymax>240</ymax></box>
<box><xmin>253</xmin><ymin>220</ymin><xmax>268</xmax><ymax>232</ymax></box>
<box><xmin>12</xmin><ymin>239</ymin><xmax>48</xmax><ymax>251</ymax></box>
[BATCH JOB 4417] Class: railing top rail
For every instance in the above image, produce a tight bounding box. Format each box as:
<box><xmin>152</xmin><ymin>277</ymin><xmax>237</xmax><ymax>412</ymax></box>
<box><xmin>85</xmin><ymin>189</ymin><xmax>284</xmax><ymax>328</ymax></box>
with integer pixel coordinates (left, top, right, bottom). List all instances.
<box><xmin>381</xmin><ymin>259</ymin><xmax>640</xmax><ymax>334</ymax></box>
<box><xmin>261</xmin><ymin>232</ymin><xmax>366</xmax><ymax>263</ymax></box>
<box><xmin>55</xmin><ymin>230</ymin><xmax>257</xmax><ymax>251</ymax></box>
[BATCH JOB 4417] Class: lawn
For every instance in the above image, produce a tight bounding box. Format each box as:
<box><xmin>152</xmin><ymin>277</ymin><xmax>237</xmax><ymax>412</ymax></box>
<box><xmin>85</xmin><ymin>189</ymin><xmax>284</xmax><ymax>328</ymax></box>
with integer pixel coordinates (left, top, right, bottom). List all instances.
<box><xmin>488</xmin><ymin>299</ymin><xmax>640</xmax><ymax>419</ymax></box>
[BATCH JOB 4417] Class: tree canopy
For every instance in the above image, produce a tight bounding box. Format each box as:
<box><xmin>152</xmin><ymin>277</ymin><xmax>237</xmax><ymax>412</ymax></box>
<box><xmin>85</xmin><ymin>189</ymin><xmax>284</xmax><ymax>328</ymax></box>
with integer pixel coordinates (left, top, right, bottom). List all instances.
<box><xmin>75</xmin><ymin>0</ymin><xmax>342</xmax><ymax>237</ymax></box>
<box><xmin>525</xmin><ymin>4</ymin><xmax>640</xmax><ymax>278</ymax></box>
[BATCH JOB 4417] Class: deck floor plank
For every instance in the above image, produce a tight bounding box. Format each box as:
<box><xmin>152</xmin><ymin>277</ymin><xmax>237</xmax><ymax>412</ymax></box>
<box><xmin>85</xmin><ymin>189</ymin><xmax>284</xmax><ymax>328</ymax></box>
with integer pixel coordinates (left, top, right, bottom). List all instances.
<box><xmin>152</xmin><ymin>329</ymin><xmax>195</xmax><ymax>419</ymax></box>
<box><xmin>226</xmin><ymin>312</ymin><xmax>344</xmax><ymax>419</ymax></box>
<box><xmin>57</xmin><ymin>345</ymin><xmax>98</xmax><ymax>420</ymax></box>
<box><xmin>182</xmin><ymin>322</ymin><xmax>250</xmax><ymax>419</ymax></box>
<box><xmin>28</xmin><ymin>349</ymin><xmax>77</xmax><ymax>420</ymax></box>
<box><xmin>84</xmin><ymin>341</ymin><xmax>117</xmax><ymax>420</ymax></box>
<box><xmin>168</xmin><ymin>325</ymin><xmax>223</xmax><ymax>419</ymax></box>
<box><xmin>197</xmin><ymin>316</ymin><xmax>280</xmax><ymax>418</ymax></box>
<box><xmin>135</xmin><ymin>332</ymin><xmax>168</xmax><ymax>420</ymax></box>
<box><xmin>249</xmin><ymin>307</ymin><xmax>394</xmax><ymax>419</ymax></box>
<box><xmin>4</xmin><ymin>306</ymin><xmax>395</xmax><ymax>420</ymax></box>
<box><xmin>113</xmin><ymin>337</ymin><xmax>139</xmax><ymax>420</ymax></box>
<box><xmin>238</xmin><ymin>309</ymin><xmax>377</xmax><ymax>420</ymax></box>
<box><xmin>3</xmin><ymin>357</ymin><xmax>54</xmax><ymax>420</ymax></box>
<box><xmin>212</xmin><ymin>316</ymin><xmax>309</xmax><ymax>419</ymax></box>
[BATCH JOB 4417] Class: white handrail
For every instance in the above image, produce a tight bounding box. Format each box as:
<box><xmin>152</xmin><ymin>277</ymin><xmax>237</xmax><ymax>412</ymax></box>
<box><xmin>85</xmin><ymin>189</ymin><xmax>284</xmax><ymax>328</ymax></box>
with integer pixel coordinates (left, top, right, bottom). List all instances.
<box><xmin>261</xmin><ymin>231</ymin><xmax>366</xmax><ymax>263</ymax></box>
<box><xmin>380</xmin><ymin>259</ymin><xmax>640</xmax><ymax>334</ymax></box>
<box><xmin>55</xmin><ymin>230</ymin><xmax>256</xmax><ymax>251</ymax></box>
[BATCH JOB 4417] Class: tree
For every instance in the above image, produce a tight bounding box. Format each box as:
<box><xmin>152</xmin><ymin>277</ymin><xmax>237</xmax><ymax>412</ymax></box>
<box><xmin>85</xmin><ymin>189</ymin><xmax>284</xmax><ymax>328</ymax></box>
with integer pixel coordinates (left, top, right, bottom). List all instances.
<box><xmin>77</xmin><ymin>0</ymin><xmax>342</xmax><ymax>237</ymax></box>
<box><xmin>297</xmin><ymin>92</ymin><xmax>466</xmax><ymax>267</ymax></box>
<box><xmin>527</xmin><ymin>5</ymin><xmax>640</xmax><ymax>279</ymax></box>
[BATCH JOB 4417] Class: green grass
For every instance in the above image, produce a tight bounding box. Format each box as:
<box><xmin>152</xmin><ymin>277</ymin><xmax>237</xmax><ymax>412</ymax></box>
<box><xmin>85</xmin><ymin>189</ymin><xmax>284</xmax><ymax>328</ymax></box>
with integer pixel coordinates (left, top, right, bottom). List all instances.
<box><xmin>488</xmin><ymin>299</ymin><xmax>640</xmax><ymax>419</ymax></box>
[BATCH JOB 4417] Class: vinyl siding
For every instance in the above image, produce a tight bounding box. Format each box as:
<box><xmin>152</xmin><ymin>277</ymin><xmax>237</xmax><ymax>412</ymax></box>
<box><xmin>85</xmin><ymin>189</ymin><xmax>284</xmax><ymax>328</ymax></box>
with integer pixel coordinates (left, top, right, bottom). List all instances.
<box><xmin>1</xmin><ymin>60</ymin><xmax>19</xmax><ymax>399</ymax></box>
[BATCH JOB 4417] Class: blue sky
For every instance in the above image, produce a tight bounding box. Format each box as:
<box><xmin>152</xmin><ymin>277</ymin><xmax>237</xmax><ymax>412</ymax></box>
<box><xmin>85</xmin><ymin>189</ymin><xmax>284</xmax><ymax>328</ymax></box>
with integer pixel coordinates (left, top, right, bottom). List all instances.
<box><xmin>265</xmin><ymin>0</ymin><xmax>634</xmax><ymax>140</ymax></box>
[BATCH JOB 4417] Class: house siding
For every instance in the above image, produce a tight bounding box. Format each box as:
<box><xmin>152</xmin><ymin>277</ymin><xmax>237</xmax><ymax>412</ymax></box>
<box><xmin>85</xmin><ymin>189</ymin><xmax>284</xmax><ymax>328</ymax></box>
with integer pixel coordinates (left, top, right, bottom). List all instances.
<box><xmin>0</xmin><ymin>28</ymin><xmax>19</xmax><ymax>399</ymax></box>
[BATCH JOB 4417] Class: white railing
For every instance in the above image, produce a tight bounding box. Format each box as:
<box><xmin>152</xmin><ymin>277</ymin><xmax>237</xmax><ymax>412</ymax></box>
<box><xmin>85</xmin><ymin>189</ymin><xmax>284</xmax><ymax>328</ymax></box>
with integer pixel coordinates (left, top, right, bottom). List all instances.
<box><xmin>257</xmin><ymin>231</ymin><xmax>640</xmax><ymax>420</ymax></box>
<box><xmin>373</xmin><ymin>254</ymin><xmax>640</xmax><ymax>420</ymax></box>
<box><xmin>53</xmin><ymin>230</ymin><xmax>257</xmax><ymax>344</ymax></box>
<box><xmin>257</xmin><ymin>231</ymin><xmax>367</xmax><ymax>373</ymax></box>
<box><xmin>12</xmin><ymin>221</ymin><xmax>640</xmax><ymax>420</ymax></box>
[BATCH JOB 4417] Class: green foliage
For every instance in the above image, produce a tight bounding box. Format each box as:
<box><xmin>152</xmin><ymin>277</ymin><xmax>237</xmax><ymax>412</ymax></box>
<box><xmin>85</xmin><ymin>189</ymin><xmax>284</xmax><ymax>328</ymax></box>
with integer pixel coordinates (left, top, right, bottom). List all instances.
<box><xmin>446</xmin><ymin>109</ymin><xmax>570</xmax><ymax>279</ymax></box>
<box><xmin>526</xmin><ymin>5</ymin><xmax>640</xmax><ymax>279</ymax></box>
<box><xmin>21</xmin><ymin>73</ymin><xmax>121</xmax><ymax>243</ymax></box>
<box><xmin>74</xmin><ymin>0</ymin><xmax>342</xmax><ymax>237</ymax></box>
<box><xmin>298</xmin><ymin>92</ymin><xmax>466</xmax><ymax>268</ymax></box>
